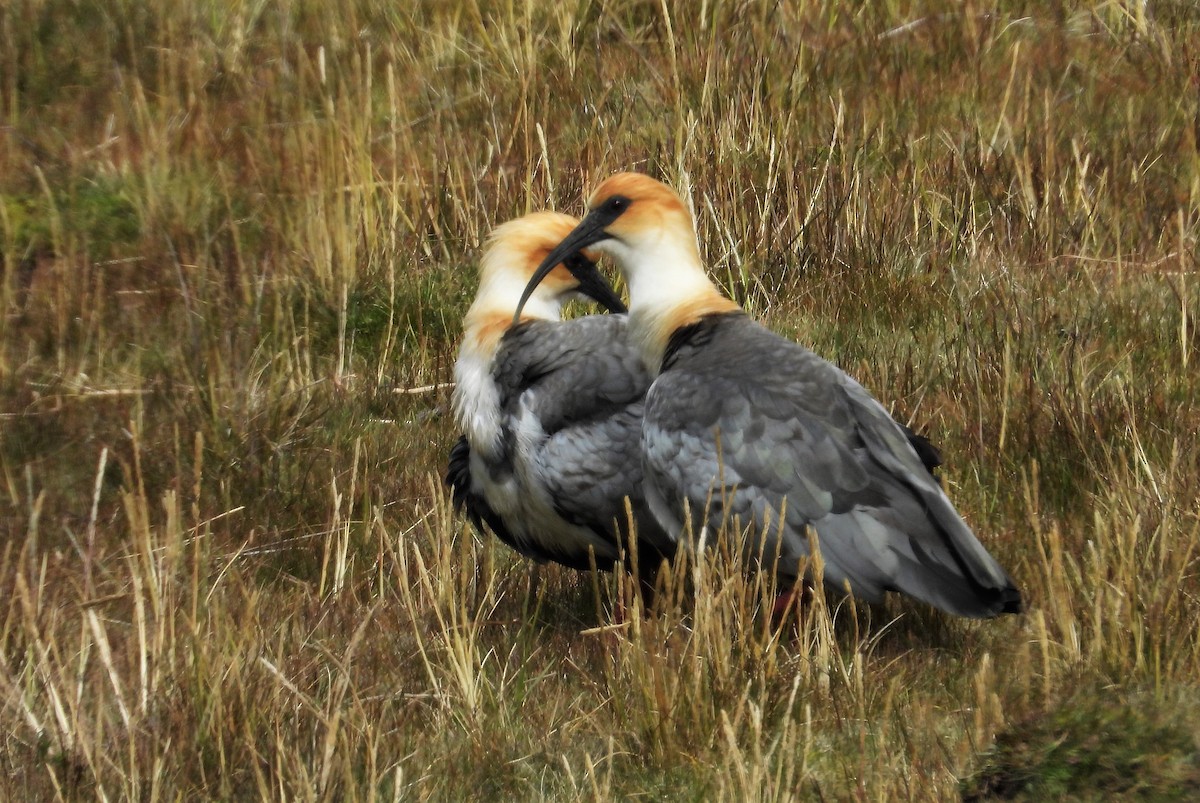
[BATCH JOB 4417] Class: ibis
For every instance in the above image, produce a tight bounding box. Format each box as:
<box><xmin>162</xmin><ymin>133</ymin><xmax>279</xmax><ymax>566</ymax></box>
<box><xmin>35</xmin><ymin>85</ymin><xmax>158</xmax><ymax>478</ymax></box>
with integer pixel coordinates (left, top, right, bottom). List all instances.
<box><xmin>516</xmin><ymin>174</ymin><xmax>1022</xmax><ymax>619</ymax></box>
<box><xmin>446</xmin><ymin>210</ymin><xmax>674</xmax><ymax>588</ymax></box>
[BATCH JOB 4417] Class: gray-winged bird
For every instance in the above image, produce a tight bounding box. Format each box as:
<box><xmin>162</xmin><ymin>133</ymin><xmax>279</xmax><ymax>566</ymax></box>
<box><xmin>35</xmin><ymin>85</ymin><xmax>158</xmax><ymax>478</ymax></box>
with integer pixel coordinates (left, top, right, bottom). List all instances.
<box><xmin>446</xmin><ymin>210</ymin><xmax>674</xmax><ymax>590</ymax></box>
<box><xmin>515</xmin><ymin>175</ymin><xmax>1022</xmax><ymax>619</ymax></box>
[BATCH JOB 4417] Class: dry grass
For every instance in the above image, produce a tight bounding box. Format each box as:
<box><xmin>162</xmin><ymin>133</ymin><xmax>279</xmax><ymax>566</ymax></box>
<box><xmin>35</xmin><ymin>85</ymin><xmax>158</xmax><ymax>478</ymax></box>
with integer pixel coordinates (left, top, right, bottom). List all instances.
<box><xmin>2</xmin><ymin>0</ymin><xmax>1199</xmax><ymax>798</ymax></box>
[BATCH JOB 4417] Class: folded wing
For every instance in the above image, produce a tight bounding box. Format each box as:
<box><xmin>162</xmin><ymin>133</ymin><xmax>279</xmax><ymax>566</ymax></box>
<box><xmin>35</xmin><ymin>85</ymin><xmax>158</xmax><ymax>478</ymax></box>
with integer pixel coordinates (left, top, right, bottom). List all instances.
<box><xmin>644</xmin><ymin>314</ymin><xmax>1021</xmax><ymax>618</ymax></box>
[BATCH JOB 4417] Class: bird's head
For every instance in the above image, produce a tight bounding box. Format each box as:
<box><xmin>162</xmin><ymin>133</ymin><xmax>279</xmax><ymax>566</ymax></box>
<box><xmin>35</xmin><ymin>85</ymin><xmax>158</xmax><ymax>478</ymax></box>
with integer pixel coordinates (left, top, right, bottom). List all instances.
<box><xmin>462</xmin><ymin>211</ymin><xmax>623</xmax><ymax>356</ymax></box>
<box><xmin>478</xmin><ymin>211</ymin><xmax>624</xmax><ymax>319</ymax></box>
<box><xmin>514</xmin><ymin>173</ymin><xmax>702</xmax><ymax>321</ymax></box>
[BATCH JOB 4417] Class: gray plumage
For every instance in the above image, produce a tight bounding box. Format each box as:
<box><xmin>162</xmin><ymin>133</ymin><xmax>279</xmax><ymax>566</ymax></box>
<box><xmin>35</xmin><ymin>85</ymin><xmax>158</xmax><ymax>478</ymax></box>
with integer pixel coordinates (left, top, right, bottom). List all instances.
<box><xmin>449</xmin><ymin>314</ymin><xmax>674</xmax><ymax>574</ymax></box>
<box><xmin>644</xmin><ymin>313</ymin><xmax>1021</xmax><ymax>618</ymax></box>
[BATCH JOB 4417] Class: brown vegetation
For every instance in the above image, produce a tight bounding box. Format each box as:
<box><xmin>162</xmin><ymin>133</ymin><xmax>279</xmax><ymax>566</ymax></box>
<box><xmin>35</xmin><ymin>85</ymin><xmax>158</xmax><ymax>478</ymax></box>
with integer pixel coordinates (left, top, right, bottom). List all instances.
<box><xmin>2</xmin><ymin>0</ymin><xmax>1198</xmax><ymax>798</ymax></box>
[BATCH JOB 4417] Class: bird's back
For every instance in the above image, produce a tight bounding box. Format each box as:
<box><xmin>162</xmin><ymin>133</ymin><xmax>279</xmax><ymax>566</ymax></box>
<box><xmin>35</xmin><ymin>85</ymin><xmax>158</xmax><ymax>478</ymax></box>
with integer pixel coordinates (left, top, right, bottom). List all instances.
<box><xmin>450</xmin><ymin>315</ymin><xmax>674</xmax><ymax>571</ymax></box>
<box><xmin>644</xmin><ymin>313</ymin><xmax>1021</xmax><ymax>618</ymax></box>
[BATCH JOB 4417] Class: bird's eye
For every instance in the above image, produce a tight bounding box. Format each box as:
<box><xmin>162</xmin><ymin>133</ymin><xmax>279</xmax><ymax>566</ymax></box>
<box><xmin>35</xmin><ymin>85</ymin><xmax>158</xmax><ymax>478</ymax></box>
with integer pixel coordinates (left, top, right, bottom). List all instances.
<box><xmin>608</xmin><ymin>196</ymin><xmax>629</xmax><ymax>213</ymax></box>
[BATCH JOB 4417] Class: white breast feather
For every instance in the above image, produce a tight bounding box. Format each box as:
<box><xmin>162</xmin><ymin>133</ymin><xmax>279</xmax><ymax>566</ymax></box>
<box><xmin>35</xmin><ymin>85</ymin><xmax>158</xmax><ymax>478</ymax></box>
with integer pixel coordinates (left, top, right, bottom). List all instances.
<box><xmin>452</xmin><ymin>349</ymin><xmax>502</xmax><ymax>458</ymax></box>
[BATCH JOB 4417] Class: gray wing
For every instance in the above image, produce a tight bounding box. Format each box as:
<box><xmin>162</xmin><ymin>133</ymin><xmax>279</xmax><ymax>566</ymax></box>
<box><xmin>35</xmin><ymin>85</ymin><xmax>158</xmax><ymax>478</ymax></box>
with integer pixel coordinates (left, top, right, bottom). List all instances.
<box><xmin>644</xmin><ymin>315</ymin><xmax>1021</xmax><ymax>618</ymax></box>
<box><xmin>496</xmin><ymin>316</ymin><xmax>675</xmax><ymax>562</ymax></box>
<box><xmin>540</xmin><ymin>401</ymin><xmax>673</xmax><ymax>562</ymax></box>
<box><xmin>497</xmin><ymin>316</ymin><xmax>648</xmax><ymax>431</ymax></box>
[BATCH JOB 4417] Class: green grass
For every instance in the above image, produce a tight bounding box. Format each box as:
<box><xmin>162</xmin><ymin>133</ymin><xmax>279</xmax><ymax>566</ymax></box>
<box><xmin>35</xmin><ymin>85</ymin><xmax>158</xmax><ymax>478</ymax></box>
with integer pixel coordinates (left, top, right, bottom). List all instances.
<box><xmin>2</xmin><ymin>0</ymin><xmax>1199</xmax><ymax>798</ymax></box>
<box><xmin>963</xmin><ymin>685</ymin><xmax>1200</xmax><ymax>800</ymax></box>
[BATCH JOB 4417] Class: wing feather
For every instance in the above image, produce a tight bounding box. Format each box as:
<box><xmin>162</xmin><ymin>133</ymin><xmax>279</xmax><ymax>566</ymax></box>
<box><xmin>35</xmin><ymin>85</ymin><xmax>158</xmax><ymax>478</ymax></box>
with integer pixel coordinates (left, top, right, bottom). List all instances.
<box><xmin>451</xmin><ymin>314</ymin><xmax>674</xmax><ymax>570</ymax></box>
<box><xmin>644</xmin><ymin>314</ymin><xmax>1021</xmax><ymax>618</ymax></box>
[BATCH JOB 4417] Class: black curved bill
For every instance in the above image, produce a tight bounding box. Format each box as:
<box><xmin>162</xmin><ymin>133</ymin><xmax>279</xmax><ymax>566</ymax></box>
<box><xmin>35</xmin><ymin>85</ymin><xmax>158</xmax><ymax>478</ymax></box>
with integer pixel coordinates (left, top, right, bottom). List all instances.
<box><xmin>513</xmin><ymin>212</ymin><xmax>618</xmax><ymax>323</ymax></box>
<box><xmin>566</xmin><ymin>253</ymin><xmax>625</xmax><ymax>314</ymax></box>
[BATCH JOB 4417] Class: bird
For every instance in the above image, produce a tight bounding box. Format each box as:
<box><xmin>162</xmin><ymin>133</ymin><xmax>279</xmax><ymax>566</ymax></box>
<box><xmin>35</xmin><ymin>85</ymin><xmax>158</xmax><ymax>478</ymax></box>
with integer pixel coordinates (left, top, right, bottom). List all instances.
<box><xmin>445</xmin><ymin>210</ymin><xmax>674</xmax><ymax>591</ymax></box>
<box><xmin>513</xmin><ymin>173</ymin><xmax>1023</xmax><ymax>619</ymax></box>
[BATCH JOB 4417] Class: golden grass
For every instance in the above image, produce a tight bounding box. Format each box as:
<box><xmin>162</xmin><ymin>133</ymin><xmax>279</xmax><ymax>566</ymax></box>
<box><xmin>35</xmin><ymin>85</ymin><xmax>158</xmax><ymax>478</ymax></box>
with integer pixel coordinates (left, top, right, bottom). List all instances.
<box><xmin>2</xmin><ymin>0</ymin><xmax>1199</xmax><ymax>798</ymax></box>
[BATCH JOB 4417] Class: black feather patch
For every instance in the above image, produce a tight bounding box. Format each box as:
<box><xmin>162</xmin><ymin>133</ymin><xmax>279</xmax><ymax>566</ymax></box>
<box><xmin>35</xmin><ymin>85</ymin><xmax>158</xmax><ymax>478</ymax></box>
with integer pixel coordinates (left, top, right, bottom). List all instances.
<box><xmin>897</xmin><ymin>423</ymin><xmax>943</xmax><ymax>478</ymax></box>
<box><xmin>661</xmin><ymin>312</ymin><xmax>745</xmax><ymax>372</ymax></box>
<box><xmin>444</xmin><ymin>435</ymin><xmax>523</xmax><ymax>552</ymax></box>
<box><xmin>445</xmin><ymin>435</ymin><xmax>474</xmax><ymax>516</ymax></box>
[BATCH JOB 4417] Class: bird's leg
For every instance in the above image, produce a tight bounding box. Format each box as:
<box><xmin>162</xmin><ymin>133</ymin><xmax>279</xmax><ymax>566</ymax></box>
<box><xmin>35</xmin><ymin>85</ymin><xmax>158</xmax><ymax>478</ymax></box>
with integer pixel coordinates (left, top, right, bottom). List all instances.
<box><xmin>635</xmin><ymin>554</ymin><xmax>663</xmax><ymax>615</ymax></box>
<box><xmin>771</xmin><ymin>578</ymin><xmax>815</xmax><ymax>629</ymax></box>
<box><xmin>522</xmin><ymin>563</ymin><xmax>545</xmax><ymax>624</ymax></box>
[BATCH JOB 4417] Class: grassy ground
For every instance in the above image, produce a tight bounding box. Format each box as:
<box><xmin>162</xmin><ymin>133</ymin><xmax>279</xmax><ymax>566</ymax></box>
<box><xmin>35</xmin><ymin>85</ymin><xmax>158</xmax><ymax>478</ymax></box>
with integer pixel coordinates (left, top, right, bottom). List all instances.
<box><xmin>2</xmin><ymin>0</ymin><xmax>1199</xmax><ymax>798</ymax></box>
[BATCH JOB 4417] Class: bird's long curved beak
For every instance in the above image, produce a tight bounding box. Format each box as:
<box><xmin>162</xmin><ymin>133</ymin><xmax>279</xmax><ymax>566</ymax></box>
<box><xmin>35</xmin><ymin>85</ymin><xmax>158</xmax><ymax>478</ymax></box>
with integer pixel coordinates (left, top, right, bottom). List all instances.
<box><xmin>514</xmin><ymin>213</ymin><xmax>617</xmax><ymax>324</ymax></box>
<box><xmin>568</xmin><ymin>254</ymin><xmax>626</xmax><ymax>315</ymax></box>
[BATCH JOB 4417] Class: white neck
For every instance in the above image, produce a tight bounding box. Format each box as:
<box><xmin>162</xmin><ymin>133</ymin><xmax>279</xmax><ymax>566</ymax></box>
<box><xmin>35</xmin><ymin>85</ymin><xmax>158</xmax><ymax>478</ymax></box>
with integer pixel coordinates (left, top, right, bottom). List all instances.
<box><xmin>624</xmin><ymin>243</ymin><xmax>718</xmax><ymax>319</ymax></box>
<box><xmin>467</xmin><ymin>269</ymin><xmax>563</xmax><ymax>325</ymax></box>
<box><xmin>598</xmin><ymin>233</ymin><xmax>728</xmax><ymax>370</ymax></box>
